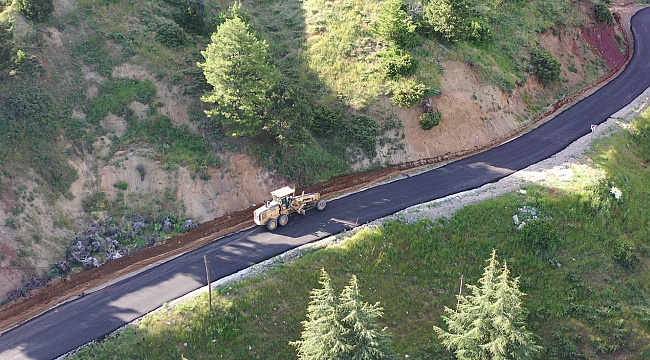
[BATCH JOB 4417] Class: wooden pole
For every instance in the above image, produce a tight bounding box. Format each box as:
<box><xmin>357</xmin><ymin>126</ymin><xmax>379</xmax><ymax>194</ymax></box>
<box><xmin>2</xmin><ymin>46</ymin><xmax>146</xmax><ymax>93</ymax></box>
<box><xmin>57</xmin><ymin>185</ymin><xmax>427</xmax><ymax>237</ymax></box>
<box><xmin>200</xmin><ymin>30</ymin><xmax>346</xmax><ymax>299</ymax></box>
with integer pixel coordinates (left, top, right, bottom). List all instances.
<box><xmin>204</xmin><ymin>255</ymin><xmax>212</xmax><ymax>311</ymax></box>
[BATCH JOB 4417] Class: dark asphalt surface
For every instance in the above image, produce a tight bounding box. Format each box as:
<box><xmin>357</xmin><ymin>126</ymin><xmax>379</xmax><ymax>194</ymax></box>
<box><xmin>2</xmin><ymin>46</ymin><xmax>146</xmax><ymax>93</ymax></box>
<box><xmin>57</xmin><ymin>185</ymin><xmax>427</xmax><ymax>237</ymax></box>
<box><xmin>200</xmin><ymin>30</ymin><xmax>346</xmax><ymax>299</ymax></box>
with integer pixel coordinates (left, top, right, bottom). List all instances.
<box><xmin>1</xmin><ymin>8</ymin><xmax>650</xmax><ymax>360</ymax></box>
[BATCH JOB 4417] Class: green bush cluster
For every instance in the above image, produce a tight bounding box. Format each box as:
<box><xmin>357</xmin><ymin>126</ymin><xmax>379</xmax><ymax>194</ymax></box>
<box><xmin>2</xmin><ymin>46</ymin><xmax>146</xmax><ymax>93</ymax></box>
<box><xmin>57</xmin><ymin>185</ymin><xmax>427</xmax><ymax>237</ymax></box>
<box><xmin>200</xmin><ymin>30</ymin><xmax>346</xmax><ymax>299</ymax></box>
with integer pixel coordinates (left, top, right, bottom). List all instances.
<box><xmin>15</xmin><ymin>0</ymin><xmax>54</xmax><ymax>22</ymax></box>
<box><xmin>82</xmin><ymin>191</ymin><xmax>108</xmax><ymax>212</ymax></box>
<box><xmin>0</xmin><ymin>14</ymin><xmax>14</xmax><ymax>73</ymax></box>
<box><xmin>612</xmin><ymin>241</ymin><xmax>640</xmax><ymax>270</ymax></box>
<box><xmin>419</xmin><ymin>111</ymin><xmax>442</xmax><ymax>130</ymax></box>
<box><xmin>378</xmin><ymin>48</ymin><xmax>417</xmax><ymax>79</ymax></box>
<box><xmin>311</xmin><ymin>105</ymin><xmax>343</xmax><ymax>137</ymax></box>
<box><xmin>594</xmin><ymin>4</ymin><xmax>614</xmax><ymax>25</ymax></box>
<box><xmin>113</xmin><ymin>181</ymin><xmax>128</xmax><ymax>191</ymax></box>
<box><xmin>518</xmin><ymin>219</ymin><xmax>561</xmax><ymax>255</ymax></box>
<box><xmin>530</xmin><ymin>48</ymin><xmax>561</xmax><ymax>85</ymax></box>
<box><xmin>391</xmin><ymin>83</ymin><xmax>427</xmax><ymax>107</ymax></box>
<box><xmin>71</xmin><ymin>38</ymin><xmax>115</xmax><ymax>77</ymax></box>
<box><xmin>86</xmin><ymin>79</ymin><xmax>156</xmax><ymax>124</ymax></box>
<box><xmin>344</xmin><ymin>115</ymin><xmax>379</xmax><ymax>155</ymax></box>
<box><xmin>171</xmin><ymin>0</ymin><xmax>206</xmax><ymax>36</ymax></box>
<box><xmin>630</xmin><ymin>109</ymin><xmax>650</xmax><ymax>162</ymax></box>
<box><xmin>155</xmin><ymin>21</ymin><xmax>187</xmax><ymax>48</ymax></box>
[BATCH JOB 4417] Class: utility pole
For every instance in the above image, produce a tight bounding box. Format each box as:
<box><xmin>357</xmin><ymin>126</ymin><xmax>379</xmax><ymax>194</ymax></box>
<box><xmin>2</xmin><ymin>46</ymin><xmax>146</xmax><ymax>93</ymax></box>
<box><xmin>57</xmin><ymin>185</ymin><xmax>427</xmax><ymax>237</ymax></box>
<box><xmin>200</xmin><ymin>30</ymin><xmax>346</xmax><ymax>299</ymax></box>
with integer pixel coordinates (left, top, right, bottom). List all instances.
<box><xmin>204</xmin><ymin>255</ymin><xmax>212</xmax><ymax>311</ymax></box>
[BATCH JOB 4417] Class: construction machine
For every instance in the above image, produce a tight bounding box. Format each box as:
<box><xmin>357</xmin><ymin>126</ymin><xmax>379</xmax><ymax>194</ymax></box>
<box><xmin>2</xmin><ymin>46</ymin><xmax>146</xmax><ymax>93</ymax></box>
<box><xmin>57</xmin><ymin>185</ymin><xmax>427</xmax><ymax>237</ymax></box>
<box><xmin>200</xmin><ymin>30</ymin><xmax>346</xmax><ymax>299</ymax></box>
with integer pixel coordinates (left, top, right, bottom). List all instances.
<box><xmin>253</xmin><ymin>186</ymin><xmax>326</xmax><ymax>231</ymax></box>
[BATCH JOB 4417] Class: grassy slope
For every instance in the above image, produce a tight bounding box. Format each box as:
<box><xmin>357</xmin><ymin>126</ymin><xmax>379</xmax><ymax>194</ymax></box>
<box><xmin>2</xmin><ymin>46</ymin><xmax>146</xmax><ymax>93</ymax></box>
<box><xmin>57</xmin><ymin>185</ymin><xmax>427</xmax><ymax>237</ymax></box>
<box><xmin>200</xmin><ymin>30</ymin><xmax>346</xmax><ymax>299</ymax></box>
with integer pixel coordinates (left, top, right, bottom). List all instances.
<box><xmin>66</xmin><ymin>108</ymin><xmax>650</xmax><ymax>359</ymax></box>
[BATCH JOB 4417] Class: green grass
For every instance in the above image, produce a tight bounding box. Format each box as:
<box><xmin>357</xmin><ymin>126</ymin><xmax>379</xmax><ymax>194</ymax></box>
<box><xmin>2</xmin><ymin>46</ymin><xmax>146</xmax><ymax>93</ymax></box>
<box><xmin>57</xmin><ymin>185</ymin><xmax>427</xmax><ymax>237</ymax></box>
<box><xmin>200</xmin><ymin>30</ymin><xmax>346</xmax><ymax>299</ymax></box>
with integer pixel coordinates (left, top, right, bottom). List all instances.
<box><xmin>65</xmin><ymin>110</ymin><xmax>650</xmax><ymax>359</ymax></box>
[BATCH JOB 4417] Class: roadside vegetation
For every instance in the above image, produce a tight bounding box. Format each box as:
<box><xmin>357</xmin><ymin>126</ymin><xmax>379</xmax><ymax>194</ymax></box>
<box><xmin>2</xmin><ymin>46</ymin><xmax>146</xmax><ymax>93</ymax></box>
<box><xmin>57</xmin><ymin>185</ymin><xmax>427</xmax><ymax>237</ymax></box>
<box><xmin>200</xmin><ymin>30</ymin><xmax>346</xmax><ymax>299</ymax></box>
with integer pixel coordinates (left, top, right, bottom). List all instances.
<box><xmin>65</xmin><ymin>107</ymin><xmax>650</xmax><ymax>359</ymax></box>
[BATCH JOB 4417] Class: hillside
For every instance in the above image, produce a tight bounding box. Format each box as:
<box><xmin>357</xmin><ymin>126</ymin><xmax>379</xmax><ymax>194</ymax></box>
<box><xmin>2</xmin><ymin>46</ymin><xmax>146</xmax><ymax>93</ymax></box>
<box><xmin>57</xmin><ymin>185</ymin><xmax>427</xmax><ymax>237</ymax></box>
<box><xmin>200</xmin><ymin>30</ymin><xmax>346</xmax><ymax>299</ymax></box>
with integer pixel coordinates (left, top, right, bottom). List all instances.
<box><xmin>0</xmin><ymin>0</ymin><xmax>634</xmax><ymax>302</ymax></box>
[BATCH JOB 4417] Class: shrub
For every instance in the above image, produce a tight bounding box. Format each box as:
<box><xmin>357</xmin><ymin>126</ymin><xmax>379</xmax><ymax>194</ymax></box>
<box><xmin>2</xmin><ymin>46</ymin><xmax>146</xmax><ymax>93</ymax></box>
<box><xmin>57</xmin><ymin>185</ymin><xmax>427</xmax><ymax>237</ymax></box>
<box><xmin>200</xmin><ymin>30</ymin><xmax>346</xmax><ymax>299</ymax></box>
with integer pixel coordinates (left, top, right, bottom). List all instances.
<box><xmin>530</xmin><ymin>49</ymin><xmax>561</xmax><ymax>85</ymax></box>
<box><xmin>172</xmin><ymin>0</ymin><xmax>206</xmax><ymax>35</ymax></box>
<box><xmin>594</xmin><ymin>4</ymin><xmax>614</xmax><ymax>25</ymax></box>
<box><xmin>419</xmin><ymin>111</ymin><xmax>442</xmax><ymax>130</ymax></box>
<box><xmin>312</xmin><ymin>105</ymin><xmax>342</xmax><ymax>137</ymax></box>
<box><xmin>613</xmin><ymin>241</ymin><xmax>640</xmax><ymax>270</ymax></box>
<box><xmin>344</xmin><ymin>115</ymin><xmax>379</xmax><ymax>155</ymax></box>
<box><xmin>0</xmin><ymin>15</ymin><xmax>14</xmax><ymax>73</ymax></box>
<box><xmin>82</xmin><ymin>191</ymin><xmax>108</xmax><ymax>212</ymax></box>
<box><xmin>518</xmin><ymin>219</ymin><xmax>561</xmax><ymax>254</ymax></box>
<box><xmin>466</xmin><ymin>18</ymin><xmax>492</xmax><ymax>45</ymax></box>
<box><xmin>391</xmin><ymin>83</ymin><xmax>427</xmax><ymax>107</ymax></box>
<box><xmin>379</xmin><ymin>47</ymin><xmax>417</xmax><ymax>78</ymax></box>
<box><xmin>156</xmin><ymin>22</ymin><xmax>187</xmax><ymax>48</ymax></box>
<box><xmin>15</xmin><ymin>0</ymin><xmax>54</xmax><ymax>22</ymax></box>
<box><xmin>113</xmin><ymin>181</ymin><xmax>128</xmax><ymax>191</ymax></box>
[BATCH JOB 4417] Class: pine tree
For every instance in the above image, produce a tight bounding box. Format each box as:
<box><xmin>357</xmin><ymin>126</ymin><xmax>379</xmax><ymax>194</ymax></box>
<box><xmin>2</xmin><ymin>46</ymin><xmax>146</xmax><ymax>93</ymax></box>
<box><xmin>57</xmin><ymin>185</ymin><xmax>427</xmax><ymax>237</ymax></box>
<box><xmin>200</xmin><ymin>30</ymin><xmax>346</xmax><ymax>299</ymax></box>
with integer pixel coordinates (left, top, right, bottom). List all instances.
<box><xmin>433</xmin><ymin>249</ymin><xmax>542</xmax><ymax>360</ymax></box>
<box><xmin>290</xmin><ymin>269</ymin><xmax>350</xmax><ymax>359</ymax></box>
<box><xmin>338</xmin><ymin>275</ymin><xmax>396</xmax><ymax>360</ymax></box>
<box><xmin>198</xmin><ymin>5</ymin><xmax>279</xmax><ymax>137</ymax></box>
<box><xmin>292</xmin><ymin>270</ymin><xmax>397</xmax><ymax>360</ymax></box>
<box><xmin>375</xmin><ymin>0</ymin><xmax>419</xmax><ymax>48</ymax></box>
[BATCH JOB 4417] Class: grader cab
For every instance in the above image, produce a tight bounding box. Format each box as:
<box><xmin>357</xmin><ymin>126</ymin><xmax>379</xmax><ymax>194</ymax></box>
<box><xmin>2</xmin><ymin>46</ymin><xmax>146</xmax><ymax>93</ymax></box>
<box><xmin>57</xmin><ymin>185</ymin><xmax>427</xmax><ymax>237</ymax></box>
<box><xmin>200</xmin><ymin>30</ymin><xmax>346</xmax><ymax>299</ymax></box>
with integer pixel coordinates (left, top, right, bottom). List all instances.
<box><xmin>253</xmin><ymin>186</ymin><xmax>326</xmax><ymax>231</ymax></box>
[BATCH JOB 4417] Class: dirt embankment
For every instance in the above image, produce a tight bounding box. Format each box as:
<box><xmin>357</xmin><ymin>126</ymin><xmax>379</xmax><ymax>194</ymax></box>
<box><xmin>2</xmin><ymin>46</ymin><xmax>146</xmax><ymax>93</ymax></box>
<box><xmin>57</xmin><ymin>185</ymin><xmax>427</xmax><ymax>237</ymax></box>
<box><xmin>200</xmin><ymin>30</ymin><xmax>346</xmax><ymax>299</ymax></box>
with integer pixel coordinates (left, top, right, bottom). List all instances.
<box><xmin>0</xmin><ymin>2</ymin><xmax>643</xmax><ymax>334</ymax></box>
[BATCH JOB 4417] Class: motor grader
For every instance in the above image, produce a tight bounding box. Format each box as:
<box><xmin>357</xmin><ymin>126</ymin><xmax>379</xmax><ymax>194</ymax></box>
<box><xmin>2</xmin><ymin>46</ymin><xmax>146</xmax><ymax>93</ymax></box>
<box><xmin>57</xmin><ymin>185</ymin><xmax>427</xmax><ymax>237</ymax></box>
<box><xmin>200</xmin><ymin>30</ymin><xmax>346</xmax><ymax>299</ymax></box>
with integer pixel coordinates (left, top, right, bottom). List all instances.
<box><xmin>253</xmin><ymin>186</ymin><xmax>326</xmax><ymax>231</ymax></box>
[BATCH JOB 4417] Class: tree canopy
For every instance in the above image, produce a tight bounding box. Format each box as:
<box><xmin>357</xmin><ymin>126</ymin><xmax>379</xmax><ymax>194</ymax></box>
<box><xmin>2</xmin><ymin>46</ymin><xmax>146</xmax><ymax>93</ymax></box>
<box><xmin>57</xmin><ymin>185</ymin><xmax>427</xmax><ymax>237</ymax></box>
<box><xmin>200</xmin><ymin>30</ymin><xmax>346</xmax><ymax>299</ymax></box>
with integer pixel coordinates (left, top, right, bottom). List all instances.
<box><xmin>434</xmin><ymin>249</ymin><xmax>543</xmax><ymax>360</ymax></box>
<box><xmin>291</xmin><ymin>269</ymin><xmax>396</xmax><ymax>360</ymax></box>
<box><xmin>198</xmin><ymin>9</ymin><xmax>279</xmax><ymax>137</ymax></box>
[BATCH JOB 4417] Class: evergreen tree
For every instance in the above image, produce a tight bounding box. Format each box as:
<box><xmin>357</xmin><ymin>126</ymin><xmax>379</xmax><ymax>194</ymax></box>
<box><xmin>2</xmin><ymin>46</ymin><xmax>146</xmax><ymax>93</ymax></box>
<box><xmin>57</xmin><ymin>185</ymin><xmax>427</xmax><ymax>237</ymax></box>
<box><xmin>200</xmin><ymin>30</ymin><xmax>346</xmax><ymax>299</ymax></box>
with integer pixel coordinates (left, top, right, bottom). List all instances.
<box><xmin>338</xmin><ymin>275</ymin><xmax>396</xmax><ymax>360</ymax></box>
<box><xmin>292</xmin><ymin>270</ymin><xmax>397</xmax><ymax>360</ymax></box>
<box><xmin>375</xmin><ymin>0</ymin><xmax>419</xmax><ymax>48</ymax></box>
<box><xmin>433</xmin><ymin>249</ymin><xmax>542</xmax><ymax>360</ymax></box>
<box><xmin>290</xmin><ymin>269</ymin><xmax>350</xmax><ymax>359</ymax></box>
<box><xmin>198</xmin><ymin>5</ymin><xmax>279</xmax><ymax>137</ymax></box>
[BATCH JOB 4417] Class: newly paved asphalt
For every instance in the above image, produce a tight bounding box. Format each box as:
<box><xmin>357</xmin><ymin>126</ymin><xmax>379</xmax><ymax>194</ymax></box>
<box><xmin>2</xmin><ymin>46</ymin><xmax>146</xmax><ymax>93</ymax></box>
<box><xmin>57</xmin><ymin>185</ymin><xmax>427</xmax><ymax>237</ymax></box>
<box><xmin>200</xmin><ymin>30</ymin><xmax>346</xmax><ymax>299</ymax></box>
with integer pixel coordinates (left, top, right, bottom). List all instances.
<box><xmin>1</xmin><ymin>8</ymin><xmax>650</xmax><ymax>360</ymax></box>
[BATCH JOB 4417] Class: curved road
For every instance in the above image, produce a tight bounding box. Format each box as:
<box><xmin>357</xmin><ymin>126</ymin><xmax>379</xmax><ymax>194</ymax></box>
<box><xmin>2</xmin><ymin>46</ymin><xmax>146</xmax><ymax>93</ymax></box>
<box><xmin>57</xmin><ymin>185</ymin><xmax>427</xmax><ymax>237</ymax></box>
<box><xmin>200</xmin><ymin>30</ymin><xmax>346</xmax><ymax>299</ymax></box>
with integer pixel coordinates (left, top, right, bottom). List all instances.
<box><xmin>2</xmin><ymin>8</ymin><xmax>650</xmax><ymax>360</ymax></box>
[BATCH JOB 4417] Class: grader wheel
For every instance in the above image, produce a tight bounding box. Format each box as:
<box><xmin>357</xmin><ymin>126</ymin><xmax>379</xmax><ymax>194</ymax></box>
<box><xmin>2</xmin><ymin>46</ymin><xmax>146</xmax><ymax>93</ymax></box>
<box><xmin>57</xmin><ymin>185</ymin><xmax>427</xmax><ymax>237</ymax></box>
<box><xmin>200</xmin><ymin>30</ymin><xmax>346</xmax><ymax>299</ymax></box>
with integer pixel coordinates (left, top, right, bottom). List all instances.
<box><xmin>267</xmin><ymin>218</ymin><xmax>278</xmax><ymax>231</ymax></box>
<box><xmin>278</xmin><ymin>214</ymin><xmax>289</xmax><ymax>226</ymax></box>
<box><xmin>316</xmin><ymin>199</ymin><xmax>326</xmax><ymax>211</ymax></box>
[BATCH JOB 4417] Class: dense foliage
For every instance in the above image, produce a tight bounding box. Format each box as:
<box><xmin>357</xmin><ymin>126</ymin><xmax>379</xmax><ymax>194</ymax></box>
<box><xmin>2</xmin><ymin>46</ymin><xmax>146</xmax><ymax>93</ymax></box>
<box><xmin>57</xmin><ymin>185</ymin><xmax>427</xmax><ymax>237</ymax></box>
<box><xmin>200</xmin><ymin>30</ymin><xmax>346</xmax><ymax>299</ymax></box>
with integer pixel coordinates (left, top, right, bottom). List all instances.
<box><xmin>15</xmin><ymin>0</ymin><xmax>54</xmax><ymax>22</ymax></box>
<box><xmin>291</xmin><ymin>269</ymin><xmax>396</xmax><ymax>360</ymax></box>
<box><xmin>198</xmin><ymin>13</ymin><xmax>279</xmax><ymax>137</ymax></box>
<box><xmin>530</xmin><ymin>48</ymin><xmax>561</xmax><ymax>85</ymax></box>
<box><xmin>434</xmin><ymin>250</ymin><xmax>543</xmax><ymax>359</ymax></box>
<box><xmin>594</xmin><ymin>3</ymin><xmax>614</xmax><ymax>25</ymax></box>
<box><xmin>419</xmin><ymin>111</ymin><xmax>442</xmax><ymax>130</ymax></box>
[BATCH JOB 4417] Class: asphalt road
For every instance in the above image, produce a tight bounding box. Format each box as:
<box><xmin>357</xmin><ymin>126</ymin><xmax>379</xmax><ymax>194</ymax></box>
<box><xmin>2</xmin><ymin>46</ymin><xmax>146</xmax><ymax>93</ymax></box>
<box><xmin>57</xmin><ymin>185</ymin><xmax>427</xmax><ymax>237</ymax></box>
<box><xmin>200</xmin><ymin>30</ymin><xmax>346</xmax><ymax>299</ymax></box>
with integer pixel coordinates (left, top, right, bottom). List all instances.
<box><xmin>2</xmin><ymin>8</ymin><xmax>650</xmax><ymax>360</ymax></box>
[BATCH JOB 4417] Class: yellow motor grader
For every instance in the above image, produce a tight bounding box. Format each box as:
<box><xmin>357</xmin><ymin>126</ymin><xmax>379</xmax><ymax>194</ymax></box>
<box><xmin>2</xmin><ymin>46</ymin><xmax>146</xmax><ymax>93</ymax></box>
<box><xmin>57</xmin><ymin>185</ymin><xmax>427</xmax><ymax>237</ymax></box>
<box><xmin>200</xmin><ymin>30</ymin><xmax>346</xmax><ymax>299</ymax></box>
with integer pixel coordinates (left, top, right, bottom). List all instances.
<box><xmin>253</xmin><ymin>186</ymin><xmax>326</xmax><ymax>231</ymax></box>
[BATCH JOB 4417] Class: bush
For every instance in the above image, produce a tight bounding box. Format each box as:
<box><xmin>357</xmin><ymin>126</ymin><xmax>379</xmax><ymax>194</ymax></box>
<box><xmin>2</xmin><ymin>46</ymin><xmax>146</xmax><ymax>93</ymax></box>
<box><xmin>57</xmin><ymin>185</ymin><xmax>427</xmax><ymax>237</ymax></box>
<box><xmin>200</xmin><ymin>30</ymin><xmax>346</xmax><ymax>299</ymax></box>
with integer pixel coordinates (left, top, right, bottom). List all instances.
<box><xmin>312</xmin><ymin>105</ymin><xmax>342</xmax><ymax>137</ymax></box>
<box><xmin>344</xmin><ymin>115</ymin><xmax>379</xmax><ymax>155</ymax></box>
<box><xmin>379</xmin><ymin>47</ymin><xmax>417</xmax><ymax>79</ymax></box>
<box><xmin>594</xmin><ymin>4</ymin><xmax>614</xmax><ymax>25</ymax></box>
<box><xmin>82</xmin><ymin>191</ymin><xmax>108</xmax><ymax>212</ymax></box>
<box><xmin>391</xmin><ymin>83</ymin><xmax>427</xmax><ymax>107</ymax></box>
<box><xmin>530</xmin><ymin>49</ymin><xmax>561</xmax><ymax>85</ymax></box>
<box><xmin>419</xmin><ymin>111</ymin><xmax>442</xmax><ymax>130</ymax></box>
<box><xmin>518</xmin><ymin>219</ymin><xmax>561</xmax><ymax>254</ymax></box>
<box><xmin>466</xmin><ymin>18</ymin><xmax>492</xmax><ymax>45</ymax></box>
<box><xmin>0</xmin><ymin>15</ymin><xmax>14</xmax><ymax>73</ymax></box>
<box><xmin>156</xmin><ymin>22</ymin><xmax>187</xmax><ymax>48</ymax></box>
<box><xmin>113</xmin><ymin>181</ymin><xmax>128</xmax><ymax>191</ymax></box>
<box><xmin>612</xmin><ymin>241</ymin><xmax>640</xmax><ymax>270</ymax></box>
<box><xmin>15</xmin><ymin>0</ymin><xmax>54</xmax><ymax>22</ymax></box>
